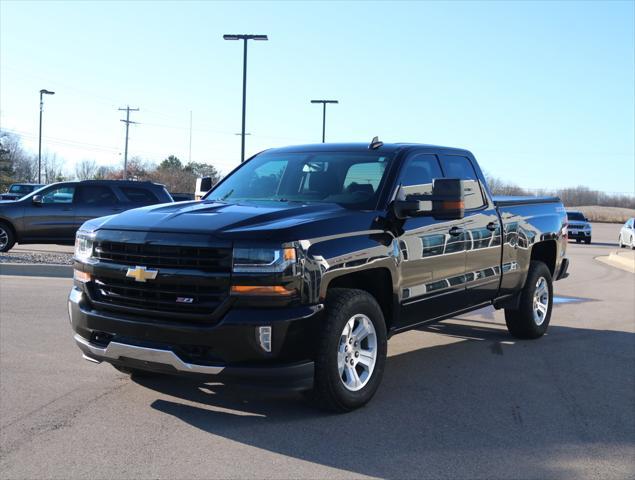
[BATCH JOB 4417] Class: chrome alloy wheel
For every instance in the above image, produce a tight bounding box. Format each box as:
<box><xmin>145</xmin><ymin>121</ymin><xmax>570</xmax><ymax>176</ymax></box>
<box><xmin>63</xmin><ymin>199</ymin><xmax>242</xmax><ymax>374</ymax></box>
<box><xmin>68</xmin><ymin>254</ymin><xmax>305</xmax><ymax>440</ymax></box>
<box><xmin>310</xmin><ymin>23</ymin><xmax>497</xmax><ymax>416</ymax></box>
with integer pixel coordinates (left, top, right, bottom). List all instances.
<box><xmin>0</xmin><ymin>226</ymin><xmax>8</xmax><ymax>250</ymax></box>
<box><xmin>532</xmin><ymin>276</ymin><xmax>549</xmax><ymax>326</ymax></box>
<box><xmin>338</xmin><ymin>314</ymin><xmax>378</xmax><ymax>392</ymax></box>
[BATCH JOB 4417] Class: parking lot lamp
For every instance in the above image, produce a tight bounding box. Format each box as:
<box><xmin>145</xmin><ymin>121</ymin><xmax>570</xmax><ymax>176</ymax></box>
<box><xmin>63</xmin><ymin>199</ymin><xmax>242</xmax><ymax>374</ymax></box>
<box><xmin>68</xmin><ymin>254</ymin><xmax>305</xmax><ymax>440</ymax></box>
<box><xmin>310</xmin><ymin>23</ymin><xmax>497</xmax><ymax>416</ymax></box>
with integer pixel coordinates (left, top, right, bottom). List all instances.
<box><xmin>38</xmin><ymin>89</ymin><xmax>55</xmax><ymax>183</ymax></box>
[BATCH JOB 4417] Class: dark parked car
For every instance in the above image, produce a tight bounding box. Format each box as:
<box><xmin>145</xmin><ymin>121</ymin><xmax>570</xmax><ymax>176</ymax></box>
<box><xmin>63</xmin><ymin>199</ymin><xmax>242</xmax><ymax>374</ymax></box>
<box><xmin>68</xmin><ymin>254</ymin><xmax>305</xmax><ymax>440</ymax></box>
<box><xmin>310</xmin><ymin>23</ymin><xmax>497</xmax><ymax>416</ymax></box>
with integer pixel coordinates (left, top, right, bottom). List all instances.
<box><xmin>170</xmin><ymin>192</ymin><xmax>195</xmax><ymax>202</ymax></box>
<box><xmin>0</xmin><ymin>180</ymin><xmax>172</xmax><ymax>252</ymax></box>
<box><xmin>69</xmin><ymin>142</ymin><xmax>568</xmax><ymax>411</ymax></box>
<box><xmin>0</xmin><ymin>183</ymin><xmax>45</xmax><ymax>201</ymax></box>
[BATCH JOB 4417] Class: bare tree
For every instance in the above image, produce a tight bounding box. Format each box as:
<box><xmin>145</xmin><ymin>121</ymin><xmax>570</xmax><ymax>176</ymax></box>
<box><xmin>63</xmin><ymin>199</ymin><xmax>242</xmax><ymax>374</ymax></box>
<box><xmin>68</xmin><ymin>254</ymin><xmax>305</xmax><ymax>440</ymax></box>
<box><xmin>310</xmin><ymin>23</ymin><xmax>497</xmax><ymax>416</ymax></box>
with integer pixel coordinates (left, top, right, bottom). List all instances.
<box><xmin>75</xmin><ymin>159</ymin><xmax>98</xmax><ymax>180</ymax></box>
<box><xmin>42</xmin><ymin>153</ymin><xmax>65</xmax><ymax>183</ymax></box>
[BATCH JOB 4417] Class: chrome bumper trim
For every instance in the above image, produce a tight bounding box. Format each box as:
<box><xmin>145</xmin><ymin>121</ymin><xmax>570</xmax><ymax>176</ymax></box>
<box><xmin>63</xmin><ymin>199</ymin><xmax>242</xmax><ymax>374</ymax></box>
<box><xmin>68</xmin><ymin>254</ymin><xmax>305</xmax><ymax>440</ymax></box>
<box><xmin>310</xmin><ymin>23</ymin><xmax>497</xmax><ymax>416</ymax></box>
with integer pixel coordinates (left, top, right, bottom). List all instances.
<box><xmin>74</xmin><ymin>334</ymin><xmax>225</xmax><ymax>374</ymax></box>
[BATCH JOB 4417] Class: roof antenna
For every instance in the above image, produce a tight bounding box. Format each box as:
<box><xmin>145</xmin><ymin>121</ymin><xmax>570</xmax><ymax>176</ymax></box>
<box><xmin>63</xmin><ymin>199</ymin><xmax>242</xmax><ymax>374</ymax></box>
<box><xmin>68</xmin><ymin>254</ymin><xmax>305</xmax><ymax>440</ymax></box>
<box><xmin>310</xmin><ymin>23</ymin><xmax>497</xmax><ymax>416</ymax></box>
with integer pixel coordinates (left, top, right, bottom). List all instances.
<box><xmin>369</xmin><ymin>136</ymin><xmax>384</xmax><ymax>150</ymax></box>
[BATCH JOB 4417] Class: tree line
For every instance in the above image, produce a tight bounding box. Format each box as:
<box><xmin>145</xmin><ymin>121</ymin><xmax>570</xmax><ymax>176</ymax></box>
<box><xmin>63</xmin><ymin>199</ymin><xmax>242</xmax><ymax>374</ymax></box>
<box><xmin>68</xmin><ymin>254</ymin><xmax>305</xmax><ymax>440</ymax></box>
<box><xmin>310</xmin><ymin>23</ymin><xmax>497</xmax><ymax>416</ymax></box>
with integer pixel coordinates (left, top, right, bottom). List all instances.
<box><xmin>484</xmin><ymin>173</ymin><xmax>635</xmax><ymax>209</ymax></box>
<box><xmin>0</xmin><ymin>130</ymin><xmax>220</xmax><ymax>194</ymax></box>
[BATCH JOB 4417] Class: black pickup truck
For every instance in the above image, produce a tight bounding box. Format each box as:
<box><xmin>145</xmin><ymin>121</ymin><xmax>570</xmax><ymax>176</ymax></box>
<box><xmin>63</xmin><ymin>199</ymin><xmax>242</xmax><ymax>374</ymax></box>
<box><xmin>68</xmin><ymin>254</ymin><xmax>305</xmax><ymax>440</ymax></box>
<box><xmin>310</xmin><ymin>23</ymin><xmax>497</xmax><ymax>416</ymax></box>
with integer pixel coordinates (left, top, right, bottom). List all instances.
<box><xmin>69</xmin><ymin>141</ymin><xmax>569</xmax><ymax>412</ymax></box>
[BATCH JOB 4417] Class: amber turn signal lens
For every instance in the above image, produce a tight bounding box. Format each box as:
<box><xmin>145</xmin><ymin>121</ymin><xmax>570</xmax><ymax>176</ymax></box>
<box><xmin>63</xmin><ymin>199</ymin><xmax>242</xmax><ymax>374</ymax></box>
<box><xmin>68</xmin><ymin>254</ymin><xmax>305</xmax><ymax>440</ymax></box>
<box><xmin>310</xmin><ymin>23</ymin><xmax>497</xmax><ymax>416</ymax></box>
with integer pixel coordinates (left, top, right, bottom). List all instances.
<box><xmin>73</xmin><ymin>270</ymin><xmax>92</xmax><ymax>283</ymax></box>
<box><xmin>231</xmin><ymin>285</ymin><xmax>296</xmax><ymax>296</ymax></box>
<box><xmin>283</xmin><ymin>247</ymin><xmax>296</xmax><ymax>262</ymax></box>
<box><xmin>442</xmin><ymin>200</ymin><xmax>464</xmax><ymax>210</ymax></box>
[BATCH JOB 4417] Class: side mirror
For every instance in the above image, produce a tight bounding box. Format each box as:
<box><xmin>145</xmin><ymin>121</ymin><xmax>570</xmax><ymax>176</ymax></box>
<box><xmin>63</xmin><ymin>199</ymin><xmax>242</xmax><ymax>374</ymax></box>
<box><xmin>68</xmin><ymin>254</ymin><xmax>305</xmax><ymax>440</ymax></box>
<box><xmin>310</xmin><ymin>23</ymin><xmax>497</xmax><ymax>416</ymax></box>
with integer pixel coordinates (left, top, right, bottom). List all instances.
<box><xmin>392</xmin><ymin>178</ymin><xmax>465</xmax><ymax>220</ymax></box>
<box><xmin>32</xmin><ymin>195</ymin><xmax>43</xmax><ymax>205</ymax></box>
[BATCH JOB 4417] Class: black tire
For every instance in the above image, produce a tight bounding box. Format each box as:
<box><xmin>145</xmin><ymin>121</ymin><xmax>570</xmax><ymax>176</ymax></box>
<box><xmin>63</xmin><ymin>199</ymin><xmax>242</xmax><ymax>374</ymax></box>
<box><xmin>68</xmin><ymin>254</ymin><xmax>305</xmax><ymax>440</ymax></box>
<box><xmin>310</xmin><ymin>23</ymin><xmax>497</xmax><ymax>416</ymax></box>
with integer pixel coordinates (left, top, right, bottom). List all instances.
<box><xmin>618</xmin><ymin>236</ymin><xmax>624</xmax><ymax>248</ymax></box>
<box><xmin>308</xmin><ymin>288</ymin><xmax>387</xmax><ymax>413</ymax></box>
<box><xmin>585</xmin><ymin>238</ymin><xmax>591</xmax><ymax>244</ymax></box>
<box><xmin>0</xmin><ymin>221</ymin><xmax>16</xmax><ymax>253</ymax></box>
<box><xmin>505</xmin><ymin>261</ymin><xmax>553</xmax><ymax>339</ymax></box>
<box><xmin>575</xmin><ymin>239</ymin><xmax>581</xmax><ymax>244</ymax></box>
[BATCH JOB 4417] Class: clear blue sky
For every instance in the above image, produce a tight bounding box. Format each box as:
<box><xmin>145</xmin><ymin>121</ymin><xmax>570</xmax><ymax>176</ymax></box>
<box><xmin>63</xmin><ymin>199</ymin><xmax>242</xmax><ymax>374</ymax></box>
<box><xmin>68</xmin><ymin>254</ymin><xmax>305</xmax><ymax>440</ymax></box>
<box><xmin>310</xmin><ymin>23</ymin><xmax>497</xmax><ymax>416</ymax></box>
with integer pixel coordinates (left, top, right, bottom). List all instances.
<box><xmin>1</xmin><ymin>0</ymin><xmax>633</xmax><ymax>193</ymax></box>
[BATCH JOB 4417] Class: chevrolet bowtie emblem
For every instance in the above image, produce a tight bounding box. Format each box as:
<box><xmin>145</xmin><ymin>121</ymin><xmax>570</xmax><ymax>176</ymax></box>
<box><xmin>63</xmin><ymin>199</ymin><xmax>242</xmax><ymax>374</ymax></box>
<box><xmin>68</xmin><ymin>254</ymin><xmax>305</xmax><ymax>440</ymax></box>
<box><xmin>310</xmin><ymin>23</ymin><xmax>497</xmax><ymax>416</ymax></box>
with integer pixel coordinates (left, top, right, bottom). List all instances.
<box><xmin>126</xmin><ymin>266</ymin><xmax>159</xmax><ymax>283</ymax></box>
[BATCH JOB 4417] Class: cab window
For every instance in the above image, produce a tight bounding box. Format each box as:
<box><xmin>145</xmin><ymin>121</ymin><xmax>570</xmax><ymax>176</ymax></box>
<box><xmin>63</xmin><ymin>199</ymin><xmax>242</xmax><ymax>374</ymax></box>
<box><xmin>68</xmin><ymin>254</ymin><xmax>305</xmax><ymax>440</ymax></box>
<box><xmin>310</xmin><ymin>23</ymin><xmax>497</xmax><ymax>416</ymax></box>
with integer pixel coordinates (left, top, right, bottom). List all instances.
<box><xmin>439</xmin><ymin>155</ymin><xmax>486</xmax><ymax>209</ymax></box>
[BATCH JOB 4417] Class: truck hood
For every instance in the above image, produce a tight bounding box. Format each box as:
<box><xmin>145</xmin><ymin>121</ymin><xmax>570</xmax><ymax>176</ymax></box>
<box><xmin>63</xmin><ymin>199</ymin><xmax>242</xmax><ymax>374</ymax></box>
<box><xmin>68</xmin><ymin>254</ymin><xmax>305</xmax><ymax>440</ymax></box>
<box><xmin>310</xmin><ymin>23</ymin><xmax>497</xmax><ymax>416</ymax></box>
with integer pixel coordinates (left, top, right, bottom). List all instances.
<box><xmin>84</xmin><ymin>200</ymin><xmax>381</xmax><ymax>242</ymax></box>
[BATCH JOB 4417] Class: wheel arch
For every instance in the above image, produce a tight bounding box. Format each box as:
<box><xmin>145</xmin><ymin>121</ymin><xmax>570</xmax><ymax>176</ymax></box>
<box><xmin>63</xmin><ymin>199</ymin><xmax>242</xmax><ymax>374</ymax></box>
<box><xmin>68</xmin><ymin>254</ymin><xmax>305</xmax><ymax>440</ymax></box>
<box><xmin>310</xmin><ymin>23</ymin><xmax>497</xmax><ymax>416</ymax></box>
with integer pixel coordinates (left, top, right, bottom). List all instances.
<box><xmin>530</xmin><ymin>240</ymin><xmax>557</xmax><ymax>276</ymax></box>
<box><xmin>324</xmin><ymin>267</ymin><xmax>397</xmax><ymax>330</ymax></box>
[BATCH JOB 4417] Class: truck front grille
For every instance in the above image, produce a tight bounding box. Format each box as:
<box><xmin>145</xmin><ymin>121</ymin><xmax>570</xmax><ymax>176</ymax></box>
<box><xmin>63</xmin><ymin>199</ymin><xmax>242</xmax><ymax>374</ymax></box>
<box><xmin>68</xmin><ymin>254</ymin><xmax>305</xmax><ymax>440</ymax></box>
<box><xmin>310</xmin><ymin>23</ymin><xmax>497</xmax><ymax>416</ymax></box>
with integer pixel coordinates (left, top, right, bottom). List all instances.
<box><xmin>94</xmin><ymin>241</ymin><xmax>231</xmax><ymax>272</ymax></box>
<box><xmin>88</xmin><ymin>240</ymin><xmax>232</xmax><ymax>321</ymax></box>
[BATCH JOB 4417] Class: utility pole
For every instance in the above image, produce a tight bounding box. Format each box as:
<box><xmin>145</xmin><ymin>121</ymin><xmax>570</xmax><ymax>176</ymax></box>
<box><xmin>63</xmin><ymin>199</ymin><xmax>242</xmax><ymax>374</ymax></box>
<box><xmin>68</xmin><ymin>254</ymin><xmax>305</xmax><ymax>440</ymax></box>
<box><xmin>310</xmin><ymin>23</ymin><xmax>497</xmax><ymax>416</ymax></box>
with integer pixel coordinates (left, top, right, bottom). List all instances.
<box><xmin>189</xmin><ymin>110</ymin><xmax>193</xmax><ymax>163</ymax></box>
<box><xmin>119</xmin><ymin>106</ymin><xmax>139</xmax><ymax>180</ymax></box>
<box><xmin>310</xmin><ymin>100</ymin><xmax>338</xmax><ymax>143</ymax></box>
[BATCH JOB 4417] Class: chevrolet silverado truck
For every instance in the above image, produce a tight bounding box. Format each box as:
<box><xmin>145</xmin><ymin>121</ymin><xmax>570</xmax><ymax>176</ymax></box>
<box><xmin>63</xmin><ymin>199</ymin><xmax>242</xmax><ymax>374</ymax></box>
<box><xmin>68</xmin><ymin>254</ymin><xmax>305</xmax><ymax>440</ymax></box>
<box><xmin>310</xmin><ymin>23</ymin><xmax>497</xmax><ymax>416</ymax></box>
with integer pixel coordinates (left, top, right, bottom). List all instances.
<box><xmin>69</xmin><ymin>141</ymin><xmax>569</xmax><ymax>412</ymax></box>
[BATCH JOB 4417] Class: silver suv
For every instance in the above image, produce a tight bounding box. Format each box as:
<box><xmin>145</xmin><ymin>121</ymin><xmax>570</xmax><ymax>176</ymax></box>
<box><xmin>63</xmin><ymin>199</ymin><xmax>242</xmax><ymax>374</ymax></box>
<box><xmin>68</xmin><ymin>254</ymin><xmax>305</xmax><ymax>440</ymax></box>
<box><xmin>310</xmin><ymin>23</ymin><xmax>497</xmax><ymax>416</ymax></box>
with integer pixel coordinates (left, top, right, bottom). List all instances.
<box><xmin>567</xmin><ymin>210</ymin><xmax>592</xmax><ymax>244</ymax></box>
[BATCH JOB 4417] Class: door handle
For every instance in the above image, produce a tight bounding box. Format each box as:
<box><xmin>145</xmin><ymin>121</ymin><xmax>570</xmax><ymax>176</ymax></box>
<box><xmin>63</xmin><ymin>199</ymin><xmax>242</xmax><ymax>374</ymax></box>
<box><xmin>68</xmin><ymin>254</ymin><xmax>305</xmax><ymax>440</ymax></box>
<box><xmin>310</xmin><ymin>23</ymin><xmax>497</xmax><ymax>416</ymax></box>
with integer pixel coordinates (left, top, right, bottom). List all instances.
<box><xmin>486</xmin><ymin>222</ymin><xmax>498</xmax><ymax>231</ymax></box>
<box><xmin>449</xmin><ymin>226</ymin><xmax>465</xmax><ymax>237</ymax></box>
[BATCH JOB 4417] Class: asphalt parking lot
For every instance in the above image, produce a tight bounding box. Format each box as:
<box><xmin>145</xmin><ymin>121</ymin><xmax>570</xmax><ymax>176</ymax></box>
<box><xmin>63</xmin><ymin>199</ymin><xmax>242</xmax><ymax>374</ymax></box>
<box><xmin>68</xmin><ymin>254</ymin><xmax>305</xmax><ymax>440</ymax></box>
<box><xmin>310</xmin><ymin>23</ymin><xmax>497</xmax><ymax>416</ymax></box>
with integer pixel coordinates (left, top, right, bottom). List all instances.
<box><xmin>1</xmin><ymin>223</ymin><xmax>633</xmax><ymax>479</ymax></box>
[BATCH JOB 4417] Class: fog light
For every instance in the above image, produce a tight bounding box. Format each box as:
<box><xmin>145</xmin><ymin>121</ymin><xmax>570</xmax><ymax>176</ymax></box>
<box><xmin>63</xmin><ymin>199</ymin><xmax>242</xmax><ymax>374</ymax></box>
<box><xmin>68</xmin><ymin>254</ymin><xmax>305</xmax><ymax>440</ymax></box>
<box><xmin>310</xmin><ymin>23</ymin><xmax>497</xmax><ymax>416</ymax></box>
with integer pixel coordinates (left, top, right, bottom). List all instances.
<box><xmin>257</xmin><ymin>326</ymin><xmax>272</xmax><ymax>353</ymax></box>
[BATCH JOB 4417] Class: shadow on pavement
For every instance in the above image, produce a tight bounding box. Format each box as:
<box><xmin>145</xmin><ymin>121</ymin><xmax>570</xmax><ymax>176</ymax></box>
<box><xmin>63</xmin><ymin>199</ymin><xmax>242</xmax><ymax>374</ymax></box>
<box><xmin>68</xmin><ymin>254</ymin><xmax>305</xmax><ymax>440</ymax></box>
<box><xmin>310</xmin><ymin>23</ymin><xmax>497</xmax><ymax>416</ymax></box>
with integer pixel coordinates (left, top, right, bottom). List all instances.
<box><xmin>136</xmin><ymin>320</ymin><xmax>634</xmax><ymax>479</ymax></box>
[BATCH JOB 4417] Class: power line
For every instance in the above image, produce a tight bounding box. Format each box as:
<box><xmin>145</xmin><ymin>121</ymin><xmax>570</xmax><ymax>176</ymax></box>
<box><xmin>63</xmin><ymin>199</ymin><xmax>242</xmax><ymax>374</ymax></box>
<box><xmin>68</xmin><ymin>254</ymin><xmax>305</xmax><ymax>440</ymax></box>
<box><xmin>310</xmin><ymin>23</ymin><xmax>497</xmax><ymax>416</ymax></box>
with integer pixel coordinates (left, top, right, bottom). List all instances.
<box><xmin>119</xmin><ymin>106</ymin><xmax>139</xmax><ymax>180</ymax></box>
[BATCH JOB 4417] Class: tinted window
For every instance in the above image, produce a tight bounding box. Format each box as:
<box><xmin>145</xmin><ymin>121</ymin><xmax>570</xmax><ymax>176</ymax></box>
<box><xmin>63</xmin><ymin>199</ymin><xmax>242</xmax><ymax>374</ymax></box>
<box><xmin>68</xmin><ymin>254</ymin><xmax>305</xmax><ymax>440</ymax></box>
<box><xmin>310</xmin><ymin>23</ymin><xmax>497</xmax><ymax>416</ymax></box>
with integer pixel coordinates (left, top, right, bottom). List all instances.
<box><xmin>120</xmin><ymin>187</ymin><xmax>158</xmax><ymax>205</ymax></box>
<box><xmin>76</xmin><ymin>186</ymin><xmax>118</xmax><ymax>205</ymax></box>
<box><xmin>41</xmin><ymin>186</ymin><xmax>75</xmax><ymax>204</ymax></box>
<box><xmin>440</xmin><ymin>155</ymin><xmax>486</xmax><ymax>209</ymax></box>
<box><xmin>397</xmin><ymin>154</ymin><xmax>442</xmax><ymax>187</ymax></box>
<box><xmin>343</xmin><ymin>162</ymin><xmax>385</xmax><ymax>194</ymax></box>
<box><xmin>567</xmin><ymin>212</ymin><xmax>586</xmax><ymax>221</ymax></box>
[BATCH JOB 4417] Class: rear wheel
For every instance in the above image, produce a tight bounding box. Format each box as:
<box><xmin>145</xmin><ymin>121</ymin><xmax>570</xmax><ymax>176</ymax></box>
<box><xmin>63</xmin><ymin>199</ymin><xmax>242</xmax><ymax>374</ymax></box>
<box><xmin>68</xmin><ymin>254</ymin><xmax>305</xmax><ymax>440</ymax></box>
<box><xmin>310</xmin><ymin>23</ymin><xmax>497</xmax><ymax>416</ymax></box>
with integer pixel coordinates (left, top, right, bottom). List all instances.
<box><xmin>0</xmin><ymin>221</ymin><xmax>16</xmax><ymax>252</ymax></box>
<box><xmin>309</xmin><ymin>288</ymin><xmax>387</xmax><ymax>412</ymax></box>
<box><xmin>505</xmin><ymin>261</ymin><xmax>553</xmax><ymax>339</ymax></box>
<box><xmin>575</xmin><ymin>238</ymin><xmax>581</xmax><ymax>244</ymax></box>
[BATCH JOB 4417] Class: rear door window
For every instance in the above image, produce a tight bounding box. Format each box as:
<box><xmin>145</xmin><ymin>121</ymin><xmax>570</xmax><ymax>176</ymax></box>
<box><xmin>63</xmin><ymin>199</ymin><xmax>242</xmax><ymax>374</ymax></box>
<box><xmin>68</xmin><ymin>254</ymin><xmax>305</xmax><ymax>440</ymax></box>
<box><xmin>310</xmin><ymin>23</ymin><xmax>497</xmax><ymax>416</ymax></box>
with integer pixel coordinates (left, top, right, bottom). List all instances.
<box><xmin>76</xmin><ymin>186</ymin><xmax>118</xmax><ymax>206</ymax></box>
<box><xmin>120</xmin><ymin>187</ymin><xmax>158</xmax><ymax>205</ymax></box>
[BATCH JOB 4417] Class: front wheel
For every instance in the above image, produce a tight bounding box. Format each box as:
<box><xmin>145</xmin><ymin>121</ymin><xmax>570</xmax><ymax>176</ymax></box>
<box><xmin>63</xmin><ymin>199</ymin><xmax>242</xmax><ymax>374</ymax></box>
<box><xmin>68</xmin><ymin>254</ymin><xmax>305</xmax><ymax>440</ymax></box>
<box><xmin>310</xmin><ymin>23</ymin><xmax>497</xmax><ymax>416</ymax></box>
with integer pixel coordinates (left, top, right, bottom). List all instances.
<box><xmin>618</xmin><ymin>236</ymin><xmax>624</xmax><ymax>248</ymax></box>
<box><xmin>309</xmin><ymin>288</ymin><xmax>387</xmax><ymax>412</ymax></box>
<box><xmin>584</xmin><ymin>237</ymin><xmax>591</xmax><ymax>244</ymax></box>
<box><xmin>0</xmin><ymin>221</ymin><xmax>16</xmax><ymax>253</ymax></box>
<box><xmin>505</xmin><ymin>261</ymin><xmax>553</xmax><ymax>339</ymax></box>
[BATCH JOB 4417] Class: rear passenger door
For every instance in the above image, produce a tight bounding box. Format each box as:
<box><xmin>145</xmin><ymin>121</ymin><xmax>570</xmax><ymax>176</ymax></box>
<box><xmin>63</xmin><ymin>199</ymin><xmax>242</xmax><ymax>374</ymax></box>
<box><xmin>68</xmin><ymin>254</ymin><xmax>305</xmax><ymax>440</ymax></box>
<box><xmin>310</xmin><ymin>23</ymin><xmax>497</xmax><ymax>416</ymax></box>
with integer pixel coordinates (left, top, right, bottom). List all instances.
<box><xmin>439</xmin><ymin>155</ymin><xmax>502</xmax><ymax>307</ymax></box>
<box><xmin>396</xmin><ymin>153</ymin><xmax>470</xmax><ymax>328</ymax></box>
<box><xmin>118</xmin><ymin>185</ymin><xmax>161</xmax><ymax>209</ymax></box>
<box><xmin>74</xmin><ymin>185</ymin><xmax>123</xmax><ymax>226</ymax></box>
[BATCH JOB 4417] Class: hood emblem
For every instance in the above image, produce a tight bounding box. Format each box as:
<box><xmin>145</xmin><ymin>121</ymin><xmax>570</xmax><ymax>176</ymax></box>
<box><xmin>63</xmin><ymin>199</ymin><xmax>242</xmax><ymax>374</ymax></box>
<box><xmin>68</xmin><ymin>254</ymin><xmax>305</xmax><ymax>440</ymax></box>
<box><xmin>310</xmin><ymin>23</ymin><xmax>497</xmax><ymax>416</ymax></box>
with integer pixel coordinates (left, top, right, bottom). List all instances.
<box><xmin>126</xmin><ymin>266</ymin><xmax>159</xmax><ymax>283</ymax></box>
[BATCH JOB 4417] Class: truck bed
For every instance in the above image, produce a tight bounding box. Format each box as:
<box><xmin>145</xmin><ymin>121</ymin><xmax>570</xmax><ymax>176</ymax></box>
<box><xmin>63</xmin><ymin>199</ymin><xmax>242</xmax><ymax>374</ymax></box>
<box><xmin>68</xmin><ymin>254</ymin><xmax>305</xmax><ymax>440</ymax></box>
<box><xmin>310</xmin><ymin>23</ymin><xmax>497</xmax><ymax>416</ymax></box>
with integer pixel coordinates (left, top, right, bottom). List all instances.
<box><xmin>493</xmin><ymin>195</ymin><xmax>561</xmax><ymax>207</ymax></box>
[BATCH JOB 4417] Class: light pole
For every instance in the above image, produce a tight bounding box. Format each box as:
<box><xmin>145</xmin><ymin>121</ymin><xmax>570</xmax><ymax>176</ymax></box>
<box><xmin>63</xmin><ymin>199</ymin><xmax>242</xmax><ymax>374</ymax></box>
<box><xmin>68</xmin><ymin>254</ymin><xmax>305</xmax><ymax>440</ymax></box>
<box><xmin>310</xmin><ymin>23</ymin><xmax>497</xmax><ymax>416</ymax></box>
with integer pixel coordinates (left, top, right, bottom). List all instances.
<box><xmin>38</xmin><ymin>89</ymin><xmax>55</xmax><ymax>183</ymax></box>
<box><xmin>310</xmin><ymin>100</ymin><xmax>338</xmax><ymax>143</ymax></box>
<box><xmin>223</xmin><ymin>34</ymin><xmax>268</xmax><ymax>162</ymax></box>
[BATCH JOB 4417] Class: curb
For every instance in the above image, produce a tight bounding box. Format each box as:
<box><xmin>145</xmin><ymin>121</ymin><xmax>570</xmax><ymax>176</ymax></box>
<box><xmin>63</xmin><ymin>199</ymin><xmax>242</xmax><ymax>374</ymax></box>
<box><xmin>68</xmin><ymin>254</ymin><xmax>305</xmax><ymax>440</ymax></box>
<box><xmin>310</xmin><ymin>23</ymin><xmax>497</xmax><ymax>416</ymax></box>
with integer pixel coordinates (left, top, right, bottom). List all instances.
<box><xmin>596</xmin><ymin>252</ymin><xmax>635</xmax><ymax>274</ymax></box>
<box><xmin>0</xmin><ymin>263</ymin><xmax>73</xmax><ymax>278</ymax></box>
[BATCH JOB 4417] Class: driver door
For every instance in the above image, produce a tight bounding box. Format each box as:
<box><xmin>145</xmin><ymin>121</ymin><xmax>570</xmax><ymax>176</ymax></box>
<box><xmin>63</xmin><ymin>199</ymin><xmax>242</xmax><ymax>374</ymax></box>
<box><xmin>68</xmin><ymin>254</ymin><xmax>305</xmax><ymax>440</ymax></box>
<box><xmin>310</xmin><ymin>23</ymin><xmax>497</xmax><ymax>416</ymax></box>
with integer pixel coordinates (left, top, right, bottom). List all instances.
<box><xmin>21</xmin><ymin>184</ymin><xmax>78</xmax><ymax>241</ymax></box>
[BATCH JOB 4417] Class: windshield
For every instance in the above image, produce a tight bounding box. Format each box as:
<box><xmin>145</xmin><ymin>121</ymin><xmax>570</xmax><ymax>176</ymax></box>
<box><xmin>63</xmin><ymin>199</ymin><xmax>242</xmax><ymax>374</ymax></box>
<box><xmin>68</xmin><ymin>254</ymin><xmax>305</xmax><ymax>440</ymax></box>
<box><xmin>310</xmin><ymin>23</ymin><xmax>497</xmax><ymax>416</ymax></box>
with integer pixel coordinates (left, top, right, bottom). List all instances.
<box><xmin>567</xmin><ymin>212</ymin><xmax>586</xmax><ymax>221</ymax></box>
<box><xmin>205</xmin><ymin>151</ymin><xmax>393</xmax><ymax>209</ymax></box>
<box><xmin>9</xmin><ymin>184</ymin><xmax>39</xmax><ymax>194</ymax></box>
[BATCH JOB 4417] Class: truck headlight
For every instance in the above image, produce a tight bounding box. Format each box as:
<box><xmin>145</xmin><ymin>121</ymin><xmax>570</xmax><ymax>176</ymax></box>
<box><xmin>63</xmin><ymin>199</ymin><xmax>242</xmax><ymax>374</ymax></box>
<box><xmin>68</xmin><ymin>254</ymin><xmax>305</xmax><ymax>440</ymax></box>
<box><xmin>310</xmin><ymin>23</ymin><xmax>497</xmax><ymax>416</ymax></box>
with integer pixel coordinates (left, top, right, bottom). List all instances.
<box><xmin>232</xmin><ymin>247</ymin><xmax>296</xmax><ymax>273</ymax></box>
<box><xmin>74</xmin><ymin>232</ymin><xmax>94</xmax><ymax>261</ymax></box>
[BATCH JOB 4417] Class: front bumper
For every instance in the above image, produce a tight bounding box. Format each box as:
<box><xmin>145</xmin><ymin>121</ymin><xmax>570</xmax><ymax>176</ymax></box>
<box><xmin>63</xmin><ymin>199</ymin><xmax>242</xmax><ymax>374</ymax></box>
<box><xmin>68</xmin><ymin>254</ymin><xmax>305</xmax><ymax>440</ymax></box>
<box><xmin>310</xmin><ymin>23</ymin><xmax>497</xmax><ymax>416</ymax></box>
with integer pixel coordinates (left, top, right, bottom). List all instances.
<box><xmin>568</xmin><ymin>230</ymin><xmax>591</xmax><ymax>239</ymax></box>
<box><xmin>69</xmin><ymin>287</ymin><xmax>320</xmax><ymax>390</ymax></box>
